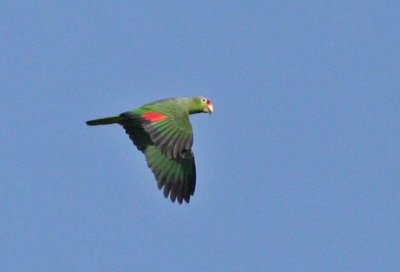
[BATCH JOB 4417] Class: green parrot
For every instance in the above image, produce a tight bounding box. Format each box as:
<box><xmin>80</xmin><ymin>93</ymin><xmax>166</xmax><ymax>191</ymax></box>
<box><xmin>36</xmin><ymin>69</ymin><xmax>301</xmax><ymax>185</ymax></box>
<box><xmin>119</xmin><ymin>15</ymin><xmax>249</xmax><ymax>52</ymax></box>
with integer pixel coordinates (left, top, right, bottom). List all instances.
<box><xmin>86</xmin><ymin>96</ymin><xmax>214</xmax><ymax>204</ymax></box>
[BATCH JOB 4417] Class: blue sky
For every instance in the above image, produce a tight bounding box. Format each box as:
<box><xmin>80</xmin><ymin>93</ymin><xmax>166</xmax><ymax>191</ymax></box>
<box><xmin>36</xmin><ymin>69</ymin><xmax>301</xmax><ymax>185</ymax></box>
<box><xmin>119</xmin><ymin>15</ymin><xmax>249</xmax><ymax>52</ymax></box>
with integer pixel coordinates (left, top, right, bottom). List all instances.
<box><xmin>1</xmin><ymin>1</ymin><xmax>399</xmax><ymax>271</ymax></box>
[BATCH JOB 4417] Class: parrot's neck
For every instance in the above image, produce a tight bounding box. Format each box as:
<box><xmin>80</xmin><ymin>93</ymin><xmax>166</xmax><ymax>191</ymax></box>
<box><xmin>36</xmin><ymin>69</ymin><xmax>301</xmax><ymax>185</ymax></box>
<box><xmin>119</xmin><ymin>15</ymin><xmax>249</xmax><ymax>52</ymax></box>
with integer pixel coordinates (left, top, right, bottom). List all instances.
<box><xmin>178</xmin><ymin>98</ymin><xmax>204</xmax><ymax>114</ymax></box>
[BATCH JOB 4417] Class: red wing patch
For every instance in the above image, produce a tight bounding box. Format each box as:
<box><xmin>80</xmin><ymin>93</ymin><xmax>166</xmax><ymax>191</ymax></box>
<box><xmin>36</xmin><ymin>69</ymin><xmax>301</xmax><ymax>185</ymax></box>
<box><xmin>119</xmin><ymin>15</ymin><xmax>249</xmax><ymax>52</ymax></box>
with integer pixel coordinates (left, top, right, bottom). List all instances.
<box><xmin>141</xmin><ymin>112</ymin><xmax>169</xmax><ymax>122</ymax></box>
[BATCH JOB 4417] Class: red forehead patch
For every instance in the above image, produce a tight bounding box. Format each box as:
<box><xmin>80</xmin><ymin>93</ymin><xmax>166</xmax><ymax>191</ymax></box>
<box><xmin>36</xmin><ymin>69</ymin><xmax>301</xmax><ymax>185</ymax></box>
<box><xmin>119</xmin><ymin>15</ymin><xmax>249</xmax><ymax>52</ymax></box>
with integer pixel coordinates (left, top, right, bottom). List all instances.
<box><xmin>141</xmin><ymin>112</ymin><xmax>169</xmax><ymax>122</ymax></box>
<box><xmin>207</xmin><ymin>99</ymin><xmax>212</xmax><ymax>105</ymax></box>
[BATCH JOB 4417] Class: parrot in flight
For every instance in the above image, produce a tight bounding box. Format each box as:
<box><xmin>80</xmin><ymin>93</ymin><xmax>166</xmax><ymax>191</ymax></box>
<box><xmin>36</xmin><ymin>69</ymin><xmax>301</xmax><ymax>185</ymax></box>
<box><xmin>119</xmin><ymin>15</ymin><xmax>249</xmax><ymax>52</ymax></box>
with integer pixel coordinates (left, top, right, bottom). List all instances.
<box><xmin>86</xmin><ymin>96</ymin><xmax>214</xmax><ymax>204</ymax></box>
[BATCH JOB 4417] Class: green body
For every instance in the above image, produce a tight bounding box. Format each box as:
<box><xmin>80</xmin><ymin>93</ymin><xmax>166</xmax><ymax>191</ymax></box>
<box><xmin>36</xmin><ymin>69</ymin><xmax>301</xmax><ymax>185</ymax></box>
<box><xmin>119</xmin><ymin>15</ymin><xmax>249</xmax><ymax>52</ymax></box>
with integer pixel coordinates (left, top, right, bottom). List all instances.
<box><xmin>86</xmin><ymin>96</ymin><xmax>213</xmax><ymax>204</ymax></box>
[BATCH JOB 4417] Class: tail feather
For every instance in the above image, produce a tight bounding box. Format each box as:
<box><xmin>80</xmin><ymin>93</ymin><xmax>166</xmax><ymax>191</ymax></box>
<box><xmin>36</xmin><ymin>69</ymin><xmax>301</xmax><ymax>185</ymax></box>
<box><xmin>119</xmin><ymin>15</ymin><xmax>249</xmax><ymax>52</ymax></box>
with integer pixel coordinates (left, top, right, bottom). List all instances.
<box><xmin>86</xmin><ymin>115</ymin><xmax>122</xmax><ymax>126</ymax></box>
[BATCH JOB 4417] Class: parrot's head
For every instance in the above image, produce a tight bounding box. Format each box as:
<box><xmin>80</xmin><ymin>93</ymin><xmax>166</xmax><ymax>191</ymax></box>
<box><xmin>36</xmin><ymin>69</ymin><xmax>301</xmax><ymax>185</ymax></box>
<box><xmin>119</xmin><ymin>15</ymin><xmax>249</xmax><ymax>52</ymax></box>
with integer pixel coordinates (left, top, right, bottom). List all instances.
<box><xmin>199</xmin><ymin>96</ymin><xmax>214</xmax><ymax>114</ymax></box>
<box><xmin>188</xmin><ymin>96</ymin><xmax>214</xmax><ymax>115</ymax></box>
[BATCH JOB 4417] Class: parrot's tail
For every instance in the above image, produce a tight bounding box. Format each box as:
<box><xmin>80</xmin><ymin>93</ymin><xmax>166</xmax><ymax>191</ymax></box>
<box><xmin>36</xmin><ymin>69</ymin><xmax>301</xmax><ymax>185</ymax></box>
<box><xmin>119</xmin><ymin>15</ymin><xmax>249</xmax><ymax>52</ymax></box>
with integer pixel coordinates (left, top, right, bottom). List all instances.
<box><xmin>86</xmin><ymin>115</ymin><xmax>122</xmax><ymax>126</ymax></box>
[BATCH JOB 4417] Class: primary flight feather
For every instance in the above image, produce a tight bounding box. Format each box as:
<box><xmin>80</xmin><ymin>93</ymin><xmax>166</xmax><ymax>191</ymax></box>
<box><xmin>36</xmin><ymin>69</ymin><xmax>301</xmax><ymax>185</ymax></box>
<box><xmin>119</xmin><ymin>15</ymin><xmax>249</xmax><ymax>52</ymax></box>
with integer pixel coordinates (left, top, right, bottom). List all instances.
<box><xmin>86</xmin><ymin>96</ymin><xmax>214</xmax><ymax>204</ymax></box>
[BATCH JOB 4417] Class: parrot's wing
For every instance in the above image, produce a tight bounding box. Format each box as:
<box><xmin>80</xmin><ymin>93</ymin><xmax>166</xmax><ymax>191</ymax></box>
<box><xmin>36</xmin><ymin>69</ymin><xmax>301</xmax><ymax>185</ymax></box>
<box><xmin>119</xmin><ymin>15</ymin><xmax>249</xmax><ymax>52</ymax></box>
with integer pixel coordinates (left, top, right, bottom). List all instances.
<box><xmin>119</xmin><ymin>112</ymin><xmax>196</xmax><ymax>204</ymax></box>
<box><xmin>145</xmin><ymin>145</ymin><xmax>196</xmax><ymax>204</ymax></box>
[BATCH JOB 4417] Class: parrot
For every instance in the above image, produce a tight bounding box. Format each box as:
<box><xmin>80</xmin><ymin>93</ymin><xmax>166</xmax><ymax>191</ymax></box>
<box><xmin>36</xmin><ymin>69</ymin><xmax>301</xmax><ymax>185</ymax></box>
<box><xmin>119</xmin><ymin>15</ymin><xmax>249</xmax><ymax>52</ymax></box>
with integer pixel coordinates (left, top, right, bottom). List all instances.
<box><xmin>86</xmin><ymin>96</ymin><xmax>214</xmax><ymax>204</ymax></box>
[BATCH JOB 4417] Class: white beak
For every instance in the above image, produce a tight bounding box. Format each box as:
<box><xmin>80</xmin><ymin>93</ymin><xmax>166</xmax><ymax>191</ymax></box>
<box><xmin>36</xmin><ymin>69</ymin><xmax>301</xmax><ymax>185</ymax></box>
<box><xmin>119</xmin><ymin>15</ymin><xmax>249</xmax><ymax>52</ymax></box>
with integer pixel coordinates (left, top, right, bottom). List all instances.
<box><xmin>207</xmin><ymin>104</ymin><xmax>214</xmax><ymax>114</ymax></box>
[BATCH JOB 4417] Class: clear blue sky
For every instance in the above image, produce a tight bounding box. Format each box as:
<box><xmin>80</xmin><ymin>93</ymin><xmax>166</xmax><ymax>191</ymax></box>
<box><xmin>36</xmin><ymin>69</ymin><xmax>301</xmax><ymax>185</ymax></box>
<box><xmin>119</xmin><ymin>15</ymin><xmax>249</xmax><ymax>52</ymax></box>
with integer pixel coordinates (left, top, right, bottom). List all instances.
<box><xmin>2</xmin><ymin>2</ymin><xmax>399</xmax><ymax>271</ymax></box>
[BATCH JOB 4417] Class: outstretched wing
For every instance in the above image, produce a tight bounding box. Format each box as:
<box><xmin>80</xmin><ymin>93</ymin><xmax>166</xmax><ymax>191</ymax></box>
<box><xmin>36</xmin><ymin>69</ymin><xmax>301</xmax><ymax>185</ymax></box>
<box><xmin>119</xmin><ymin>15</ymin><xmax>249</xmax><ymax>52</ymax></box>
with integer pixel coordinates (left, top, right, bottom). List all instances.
<box><xmin>145</xmin><ymin>145</ymin><xmax>196</xmax><ymax>204</ymax></box>
<box><xmin>118</xmin><ymin>110</ymin><xmax>196</xmax><ymax>204</ymax></box>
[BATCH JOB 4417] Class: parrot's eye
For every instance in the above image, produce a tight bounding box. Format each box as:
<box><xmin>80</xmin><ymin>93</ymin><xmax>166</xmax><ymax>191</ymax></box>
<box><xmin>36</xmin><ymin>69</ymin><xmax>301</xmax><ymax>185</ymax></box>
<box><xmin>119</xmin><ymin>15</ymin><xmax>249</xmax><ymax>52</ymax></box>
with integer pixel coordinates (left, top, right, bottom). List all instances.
<box><xmin>201</xmin><ymin>98</ymin><xmax>207</xmax><ymax>103</ymax></box>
